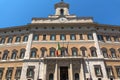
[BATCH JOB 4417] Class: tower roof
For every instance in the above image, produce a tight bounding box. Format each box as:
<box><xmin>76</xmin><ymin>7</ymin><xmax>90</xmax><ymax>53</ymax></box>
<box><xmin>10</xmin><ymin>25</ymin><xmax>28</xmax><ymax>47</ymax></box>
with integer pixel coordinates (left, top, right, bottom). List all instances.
<box><xmin>55</xmin><ymin>1</ymin><xmax>69</xmax><ymax>9</ymax></box>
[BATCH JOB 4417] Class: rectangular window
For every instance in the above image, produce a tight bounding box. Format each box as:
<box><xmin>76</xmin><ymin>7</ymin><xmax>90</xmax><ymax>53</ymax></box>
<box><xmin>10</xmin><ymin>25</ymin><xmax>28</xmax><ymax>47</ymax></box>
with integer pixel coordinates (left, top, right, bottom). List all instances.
<box><xmin>70</xmin><ymin>34</ymin><xmax>76</xmax><ymax>40</ymax></box>
<box><xmin>6</xmin><ymin>68</ymin><xmax>13</xmax><ymax>79</ymax></box>
<box><xmin>15</xmin><ymin>67</ymin><xmax>22</xmax><ymax>79</ymax></box>
<box><xmin>97</xmin><ymin>35</ymin><xmax>104</xmax><ymax>41</ymax></box>
<box><xmin>33</xmin><ymin>34</ymin><xmax>39</xmax><ymax>41</ymax></box>
<box><xmin>94</xmin><ymin>65</ymin><xmax>102</xmax><ymax>77</ymax></box>
<box><xmin>0</xmin><ymin>68</ymin><xmax>4</xmax><ymax>79</ymax></box>
<box><xmin>15</xmin><ymin>37</ymin><xmax>21</xmax><ymax>42</ymax></box>
<box><xmin>43</xmin><ymin>34</ymin><xmax>46</xmax><ymax>40</ymax></box>
<box><xmin>106</xmin><ymin>35</ymin><xmax>111</xmax><ymax>41</ymax></box>
<box><xmin>115</xmin><ymin>66</ymin><xmax>120</xmax><ymax>77</ymax></box>
<box><xmin>60</xmin><ymin>34</ymin><xmax>66</xmax><ymax>40</ymax></box>
<box><xmin>50</xmin><ymin>34</ymin><xmax>56</xmax><ymax>40</ymax></box>
<box><xmin>79</xmin><ymin>34</ymin><xmax>83</xmax><ymax>40</ymax></box>
<box><xmin>87</xmin><ymin>34</ymin><xmax>93</xmax><ymax>40</ymax></box>
<box><xmin>106</xmin><ymin>66</ymin><xmax>113</xmax><ymax>78</ymax></box>
<box><xmin>23</xmin><ymin>36</ymin><xmax>28</xmax><ymax>42</ymax></box>
<box><xmin>27</xmin><ymin>66</ymin><xmax>35</xmax><ymax>78</ymax></box>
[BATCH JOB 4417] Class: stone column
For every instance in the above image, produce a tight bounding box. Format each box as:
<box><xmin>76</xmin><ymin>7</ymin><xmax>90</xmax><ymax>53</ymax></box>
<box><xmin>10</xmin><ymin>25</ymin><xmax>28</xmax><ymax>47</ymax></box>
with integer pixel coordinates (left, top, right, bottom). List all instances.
<box><xmin>54</xmin><ymin>63</ymin><xmax>58</xmax><ymax>80</ymax></box>
<box><xmin>92</xmin><ymin>30</ymin><xmax>103</xmax><ymax>58</ymax></box>
<box><xmin>80</xmin><ymin>60</ymin><xmax>85</xmax><ymax>80</ymax></box>
<box><xmin>24</xmin><ymin>33</ymin><xmax>33</xmax><ymax>59</ymax></box>
<box><xmin>70</xmin><ymin>63</ymin><xmax>73</xmax><ymax>80</ymax></box>
<box><xmin>44</xmin><ymin>63</ymin><xmax>47</xmax><ymax>80</ymax></box>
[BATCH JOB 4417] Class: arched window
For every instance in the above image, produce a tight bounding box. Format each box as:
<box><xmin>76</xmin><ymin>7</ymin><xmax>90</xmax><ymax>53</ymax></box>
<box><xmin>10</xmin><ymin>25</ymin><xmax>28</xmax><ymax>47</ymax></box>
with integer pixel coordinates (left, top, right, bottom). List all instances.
<box><xmin>40</xmin><ymin>47</ymin><xmax>47</xmax><ymax>57</ymax></box>
<box><xmin>30</xmin><ymin>48</ymin><xmax>37</xmax><ymax>58</ymax></box>
<box><xmin>33</xmin><ymin>34</ymin><xmax>39</xmax><ymax>41</ymax></box>
<box><xmin>7</xmin><ymin>37</ymin><xmax>13</xmax><ymax>43</ymax></box>
<box><xmin>15</xmin><ymin>36</ymin><xmax>21</xmax><ymax>42</ymax></box>
<box><xmin>110</xmin><ymin>48</ymin><xmax>116</xmax><ymax>58</ymax></box>
<box><xmin>60</xmin><ymin>9</ymin><xmax>64</xmax><ymax>15</ymax></box>
<box><xmin>2</xmin><ymin>50</ymin><xmax>9</xmax><ymax>60</ymax></box>
<box><xmin>23</xmin><ymin>35</ymin><xmax>28</xmax><ymax>42</ymax></box>
<box><xmin>75</xmin><ymin>73</ymin><xmax>79</xmax><ymax>80</ymax></box>
<box><xmin>49</xmin><ymin>73</ymin><xmax>54</xmax><ymax>80</ymax></box>
<box><xmin>19</xmin><ymin>48</ymin><xmax>25</xmax><ymax>59</ymax></box>
<box><xmin>0</xmin><ymin>38</ymin><xmax>5</xmax><ymax>44</ymax></box>
<box><xmin>61</xmin><ymin>47</ymin><xmax>66</xmax><ymax>56</ymax></box>
<box><xmin>80</xmin><ymin>47</ymin><xmax>87</xmax><ymax>57</ymax></box>
<box><xmin>49</xmin><ymin>47</ymin><xmax>56</xmax><ymax>56</ymax></box>
<box><xmin>90</xmin><ymin>47</ymin><xmax>97</xmax><ymax>57</ymax></box>
<box><xmin>71</xmin><ymin>47</ymin><xmax>78</xmax><ymax>56</ymax></box>
<box><xmin>11</xmin><ymin>50</ymin><xmax>17</xmax><ymax>59</ymax></box>
<box><xmin>101</xmin><ymin>48</ymin><xmax>108</xmax><ymax>58</ymax></box>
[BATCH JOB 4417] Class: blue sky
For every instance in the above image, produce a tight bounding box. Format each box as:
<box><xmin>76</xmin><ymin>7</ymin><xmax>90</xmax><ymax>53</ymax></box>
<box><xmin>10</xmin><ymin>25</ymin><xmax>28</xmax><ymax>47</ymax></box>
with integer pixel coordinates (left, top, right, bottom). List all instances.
<box><xmin>0</xmin><ymin>0</ymin><xmax>120</xmax><ymax>28</ymax></box>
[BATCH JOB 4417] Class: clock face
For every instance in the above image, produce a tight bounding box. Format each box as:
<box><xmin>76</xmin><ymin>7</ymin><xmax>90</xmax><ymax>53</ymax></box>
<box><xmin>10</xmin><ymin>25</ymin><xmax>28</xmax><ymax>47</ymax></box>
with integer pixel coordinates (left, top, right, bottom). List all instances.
<box><xmin>59</xmin><ymin>17</ymin><xmax>67</xmax><ymax>22</ymax></box>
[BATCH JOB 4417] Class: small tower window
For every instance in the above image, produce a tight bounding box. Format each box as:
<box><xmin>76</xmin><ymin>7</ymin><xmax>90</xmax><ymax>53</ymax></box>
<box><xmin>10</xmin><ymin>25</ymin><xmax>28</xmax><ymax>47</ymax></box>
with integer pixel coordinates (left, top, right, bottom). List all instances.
<box><xmin>60</xmin><ymin>9</ymin><xmax>64</xmax><ymax>15</ymax></box>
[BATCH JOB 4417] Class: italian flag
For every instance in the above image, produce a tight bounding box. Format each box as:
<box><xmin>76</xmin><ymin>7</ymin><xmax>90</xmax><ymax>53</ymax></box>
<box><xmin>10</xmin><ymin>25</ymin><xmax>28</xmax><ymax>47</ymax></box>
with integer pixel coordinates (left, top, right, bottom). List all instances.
<box><xmin>56</xmin><ymin>43</ymin><xmax>61</xmax><ymax>56</ymax></box>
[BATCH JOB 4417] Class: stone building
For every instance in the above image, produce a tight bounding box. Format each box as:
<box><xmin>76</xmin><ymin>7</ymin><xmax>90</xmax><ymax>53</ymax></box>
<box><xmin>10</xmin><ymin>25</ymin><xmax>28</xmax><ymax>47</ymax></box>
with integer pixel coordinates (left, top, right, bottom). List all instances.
<box><xmin>0</xmin><ymin>1</ymin><xmax>120</xmax><ymax>80</ymax></box>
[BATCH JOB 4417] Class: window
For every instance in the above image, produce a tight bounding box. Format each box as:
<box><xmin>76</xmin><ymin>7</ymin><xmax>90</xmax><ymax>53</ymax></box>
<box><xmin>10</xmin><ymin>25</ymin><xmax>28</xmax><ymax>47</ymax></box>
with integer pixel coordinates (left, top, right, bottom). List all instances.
<box><xmin>71</xmin><ymin>47</ymin><xmax>78</xmax><ymax>56</ymax></box>
<box><xmin>15</xmin><ymin>36</ymin><xmax>21</xmax><ymax>42</ymax></box>
<box><xmin>33</xmin><ymin>34</ymin><xmax>39</xmax><ymax>41</ymax></box>
<box><xmin>15</xmin><ymin>67</ymin><xmax>22</xmax><ymax>79</ymax></box>
<box><xmin>97</xmin><ymin>35</ymin><xmax>104</xmax><ymax>41</ymax></box>
<box><xmin>113</xmin><ymin>36</ymin><xmax>119</xmax><ymax>42</ymax></box>
<box><xmin>50</xmin><ymin>48</ymin><xmax>55</xmax><ymax>56</ymax></box>
<box><xmin>70</xmin><ymin>34</ymin><xmax>76</xmax><ymax>40</ymax></box>
<box><xmin>106</xmin><ymin>35</ymin><xmax>111</xmax><ymax>41</ymax></box>
<box><xmin>0</xmin><ymin>68</ymin><xmax>4</xmax><ymax>79</ymax></box>
<box><xmin>11</xmin><ymin>52</ymin><xmax>17</xmax><ymax>59</ymax></box>
<box><xmin>23</xmin><ymin>36</ymin><xmax>28</xmax><ymax>42</ymax></box>
<box><xmin>40</xmin><ymin>47</ymin><xmax>47</xmax><ymax>57</ymax></box>
<box><xmin>87</xmin><ymin>34</ymin><xmax>93</xmax><ymax>40</ymax></box>
<box><xmin>0</xmin><ymin>38</ymin><xmax>5</xmax><ymax>44</ymax></box>
<box><xmin>94</xmin><ymin>65</ymin><xmax>102</xmax><ymax>77</ymax></box>
<box><xmin>60</xmin><ymin>9</ymin><xmax>64</xmax><ymax>16</ymax></box>
<box><xmin>43</xmin><ymin>34</ymin><xmax>46</xmax><ymax>40</ymax></box>
<box><xmin>75</xmin><ymin>73</ymin><xmax>79</xmax><ymax>80</ymax></box>
<box><xmin>115</xmin><ymin>66</ymin><xmax>120</xmax><ymax>77</ymax></box>
<box><xmin>61</xmin><ymin>47</ymin><xmax>66</xmax><ymax>56</ymax></box>
<box><xmin>60</xmin><ymin>34</ymin><xmax>66</xmax><ymax>40</ymax></box>
<box><xmin>49</xmin><ymin>73</ymin><xmax>54</xmax><ymax>80</ymax></box>
<box><xmin>19</xmin><ymin>49</ymin><xmax>25</xmax><ymax>59</ymax></box>
<box><xmin>6</xmin><ymin>68</ymin><xmax>13</xmax><ymax>79</ymax></box>
<box><xmin>90</xmin><ymin>47</ymin><xmax>97</xmax><ymax>57</ymax></box>
<box><xmin>30</xmin><ymin>51</ymin><xmax>36</xmax><ymax>58</ymax></box>
<box><xmin>27</xmin><ymin>66</ymin><xmax>35</xmax><ymax>78</ymax></box>
<box><xmin>106</xmin><ymin>66</ymin><xmax>113</xmax><ymax>78</ymax></box>
<box><xmin>7</xmin><ymin>37</ymin><xmax>13</xmax><ymax>43</ymax></box>
<box><xmin>80</xmin><ymin>47</ymin><xmax>87</xmax><ymax>57</ymax></box>
<box><xmin>101</xmin><ymin>48</ymin><xmax>108</xmax><ymax>58</ymax></box>
<box><xmin>110</xmin><ymin>48</ymin><xmax>116</xmax><ymax>58</ymax></box>
<box><xmin>79</xmin><ymin>34</ymin><xmax>83</xmax><ymax>40</ymax></box>
<box><xmin>50</xmin><ymin>34</ymin><xmax>56</xmax><ymax>40</ymax></box>
<box><xmin>2</xmin><ymin>50</ymin><xmax>9</xmax><ymax>60</ymax></box>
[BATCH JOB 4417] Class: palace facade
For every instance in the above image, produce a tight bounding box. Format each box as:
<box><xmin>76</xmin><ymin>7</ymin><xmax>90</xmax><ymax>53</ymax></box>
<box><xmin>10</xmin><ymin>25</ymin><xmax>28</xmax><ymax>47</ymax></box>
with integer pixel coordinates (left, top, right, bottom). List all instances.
<box><xmin>0</xmin><ymin>1</ymin><xmax>120</xmax><ymax>80</ymax></box>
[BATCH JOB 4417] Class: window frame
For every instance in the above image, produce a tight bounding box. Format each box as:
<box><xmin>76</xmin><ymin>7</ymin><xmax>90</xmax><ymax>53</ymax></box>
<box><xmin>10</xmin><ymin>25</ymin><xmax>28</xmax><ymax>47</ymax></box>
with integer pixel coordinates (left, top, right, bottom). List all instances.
<box><xmin>70</xmin><ymin>34</ymin><xmax>76</xmax><ymax>40</ymax></box>
<box><xmin>87</xmin><ymin>34</ymin><xmax>93</xmax><ymax>40</ymax></box>
<box><xmin>60</xmin><ymin>34</ymin><xmax>66</xmax><ymax>40</ymax></box>
<box><xmin>94</xmin><ymin>65</ymin><xmax>103</xmax><ymax>77</ymax></box>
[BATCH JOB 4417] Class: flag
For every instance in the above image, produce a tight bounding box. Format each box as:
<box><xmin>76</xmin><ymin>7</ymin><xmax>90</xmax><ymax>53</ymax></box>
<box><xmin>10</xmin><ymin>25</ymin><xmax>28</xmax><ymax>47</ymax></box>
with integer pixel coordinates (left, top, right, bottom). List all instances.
<box><xmin>56</xmin><ymin>43</ymin><xmax>61</xmax><ymax>56</ymax></box>
<box><xmin>65</xmin><ymin>42</ymin><xmax>69</xmax><ymax>55</ymax></box>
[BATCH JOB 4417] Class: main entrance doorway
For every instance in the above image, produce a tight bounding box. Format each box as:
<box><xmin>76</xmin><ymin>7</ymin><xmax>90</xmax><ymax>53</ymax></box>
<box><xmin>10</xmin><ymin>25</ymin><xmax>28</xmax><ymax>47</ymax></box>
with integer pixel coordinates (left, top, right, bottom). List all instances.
<box><xmin>60</xmin><ymin>67</ymin><xmax>68</xmax><ymax>80</ymax></box>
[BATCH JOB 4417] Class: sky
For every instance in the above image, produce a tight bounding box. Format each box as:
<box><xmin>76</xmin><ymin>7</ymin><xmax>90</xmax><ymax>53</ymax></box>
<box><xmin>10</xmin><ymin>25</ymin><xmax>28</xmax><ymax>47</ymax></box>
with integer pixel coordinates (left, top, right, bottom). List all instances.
<box><xmin>0</xmin><ymin>0</ymin><xmax>120</xmax><ymax>28</ymax></box>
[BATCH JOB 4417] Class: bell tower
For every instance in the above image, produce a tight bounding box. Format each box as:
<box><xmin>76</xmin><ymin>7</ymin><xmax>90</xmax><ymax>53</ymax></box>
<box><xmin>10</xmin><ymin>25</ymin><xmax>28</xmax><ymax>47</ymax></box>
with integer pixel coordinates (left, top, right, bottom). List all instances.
<box><xmin>54</xmin><ymin>1</ymin><xmax>70</xmax><ymax>16</ymax></box>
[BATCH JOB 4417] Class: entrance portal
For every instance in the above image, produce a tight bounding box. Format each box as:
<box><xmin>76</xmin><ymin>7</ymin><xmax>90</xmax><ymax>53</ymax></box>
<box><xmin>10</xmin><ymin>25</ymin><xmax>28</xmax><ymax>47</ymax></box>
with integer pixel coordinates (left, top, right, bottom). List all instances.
<box><xmin>60</xmin><ymin>67</ymin><xmax>68</xmax><ymax>80</ymax></box>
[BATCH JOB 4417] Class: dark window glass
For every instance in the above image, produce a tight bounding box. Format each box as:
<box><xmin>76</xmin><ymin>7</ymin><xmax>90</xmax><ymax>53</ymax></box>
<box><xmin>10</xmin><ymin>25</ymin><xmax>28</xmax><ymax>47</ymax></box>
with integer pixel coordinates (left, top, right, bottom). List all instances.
<box><xmin>91</xmin><ymin>50</ymin><xmax>97</xmax><ymax>57</ymax></box>
<box><xmin>97</xmin><ymin>35</ymin><xmax>103</xmax><ymax>41</ymax></box>
<box><xmin>113</xmin><ymin>36</ymin><xmax>119</xmax><ymax>42</ymax></box>
<box><xmin>94</xmin><ymin>65</ymin><xmax>102</xmax><ymax>77</ymax></box>
<box><xmin>0</xmin><ymin>38</ymin><xmax>5</xmax><ymax>44</ymax></box>
<box><xmin>2</xmin><ymin>52</ymin><xmax>8</xmax><ymax>60</ymax></box>
<box><xmin>6</xmin><ymin>68</ymin><xmax>13</xmax><ymax>79</ymax></box>
<box><xmin>15</xmin><ymin>67</ymin><xmax>22</xmax><ymax>78</ymax></box>
<box><xmin>30</xmin><ymin>51</ymin><xmax>36</xmax><ymax>58</ymax></box>
<box><xmin>23</xmin><ymin>36</ymin><xmax>28</xmax><ymax>42</ymax></box>
<box><xmin>106</xmin><ymin>66</ymin><xmax>113</xmax><ymax>78</ymax></box>
<box><xmin>60</xmin><ymin>34</ymin><xmax>66</xmax><ymax>40</ymax></box>
<box><xmin>0</xmin><ymin>68</ymin><xmax>4</xmax><ymax>79</ymax></box>
<box><xmin>75</xmin><ymin>73</ymin><xmax>79</xmax><ymax>80</ymax></box>
<box><xmin>15</xmin><ymin>37</ymin><xmax>21</xmax><ymax>42</ymax></box>
<box><xmin>7</xmin><ymin>37</ymin><xmax>13</xmax><ymax>43</ymax></box>
<box><xmin>102</xmin><ymin>51</ymin><xmax>108</xmax><ymax>58</ymax></box>
<box><xmin>79</xmin><ymin>34</ymin><xmax>83</xmax><ymax>40</ymax></box>
<box><xmin>49</xmin><ymin>73</ymin><xmax>54</xmax><ymax>80</ymax></box>
<box><xmin>60</xmin><ymin>9</ymin><xmax>64</xmax><ymax>16</ymax></box>
<box><xmin>106</xmin><ymin>36</ymin><xmax>111</xmax><ymax>41</ymax></box>
<box><xmin>27</xmin><ymin>66</ymin><xmax>34</xmax><ymax>78</ymax></box>
<box><xmin>43</xmin><ymin>34</ymin><xmax>46</xmax><ymax>40</ymax></box>
<box><xmin>70</xmin><ymin>34</ymin><xmax>76</xmax><ymax>40</ymax></box>
<box><xmin>33</xmin><ymin>35</ymin><xmax>39</xmax><ymax>41</ymax></box>
<box><xmin>11</xmin><ymin>52</ymin><xmax>17</xmax><ymax>59</ymax></box>
<box><xmin>87</xmin><ymin>34</ymin><xmax>93</xmax><ymax>40</ymax></box>
<box><xmin>50</xmin><ymin>34</ymin><xmax>56</xmax><ymax>40</ymax></box>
